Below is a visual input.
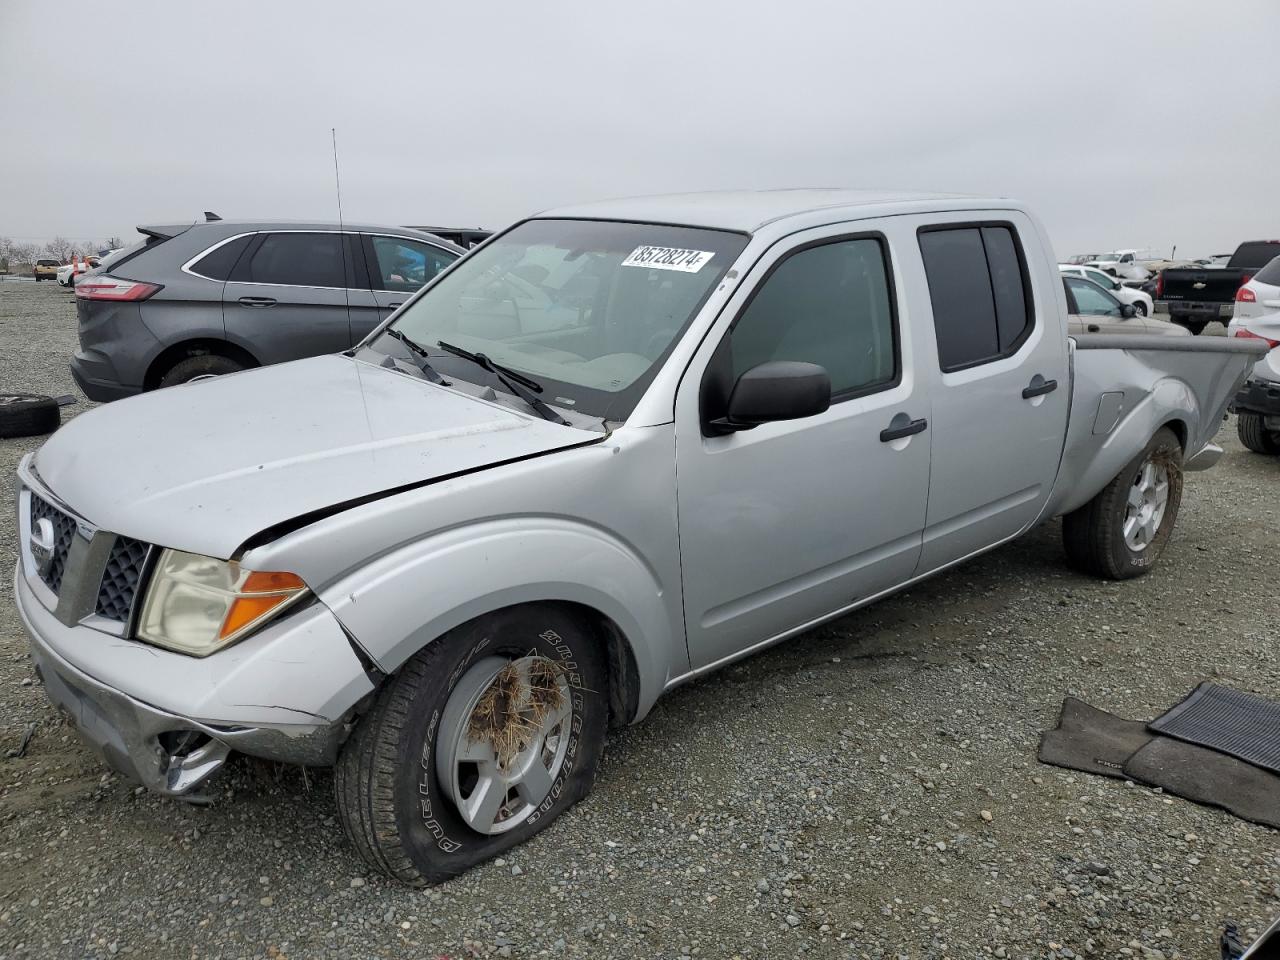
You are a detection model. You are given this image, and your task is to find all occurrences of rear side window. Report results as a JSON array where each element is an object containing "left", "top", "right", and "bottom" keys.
[
  {"left": 919, "top": 224, "right": 1034, "bottom": 372},
  {"left": 243, "top": 233, "right": 346, "bottom": 288},
  {"left": 1251, "top": 254, "right": 1280, "bottom": 286},
  {"left": 188, "top": 235, "right": 253, "bottom": 281},
  {"left": 1229, "top": 242, "right": 1280, "bottom": 270}
]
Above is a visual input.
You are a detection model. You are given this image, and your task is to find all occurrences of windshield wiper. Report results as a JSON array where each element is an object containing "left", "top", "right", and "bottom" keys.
[
  {"left": 383, "top": 329, "right": 449, "bottom": 385},
  {"left": 435, "top": 340, "right": 571, "bottom": 426}
]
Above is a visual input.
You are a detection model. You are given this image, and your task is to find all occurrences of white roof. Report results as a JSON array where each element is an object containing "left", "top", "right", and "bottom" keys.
[{"left": 537, "top": 188, "right": 1008, "bottom": 233}]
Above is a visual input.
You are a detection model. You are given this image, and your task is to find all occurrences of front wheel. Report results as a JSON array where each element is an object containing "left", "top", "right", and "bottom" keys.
[
  {"left": 1062, "top": 426, "right": 1183, "bottom": 579},
  {"left": 1133, "top": 301, "right": 1148, "bottom": 317},
  {"left": 1237, "top": 412, "right": 1280, "bottom": 455},
  {"left": 334, "top": 604, "right": 608, "bottom": 885}
]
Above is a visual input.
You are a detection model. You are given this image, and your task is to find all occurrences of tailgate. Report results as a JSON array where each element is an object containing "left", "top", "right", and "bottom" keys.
[
  {"left": 1161, "top": 268, "right": 1242, "bottom": 304},
  {"left": 1046, "top": 334, "right": 1266, "bottom": 519}
]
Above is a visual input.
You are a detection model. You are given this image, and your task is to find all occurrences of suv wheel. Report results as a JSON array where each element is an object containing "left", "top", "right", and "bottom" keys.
[
  {"left": 158, "top": 354, "right": 244, "bottom": 388},
  {"left": 1237, "top": 412, "right": 1280, "bottom": 455},
  {"left": 334, "top": 604, "right": 608, "bottom": 885},
  {"left": 1062, "top": 426, "right": 1183, "bottom": 579}
]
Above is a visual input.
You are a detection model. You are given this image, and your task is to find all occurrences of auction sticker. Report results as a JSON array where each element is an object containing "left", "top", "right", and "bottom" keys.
[{"left": 621, "top": 245, "right": 714, "bottom": 273}]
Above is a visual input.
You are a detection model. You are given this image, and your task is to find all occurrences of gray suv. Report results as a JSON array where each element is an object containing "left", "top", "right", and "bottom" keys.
[{"left": 70, "top": 220, "right": 463, "bottom": 400}]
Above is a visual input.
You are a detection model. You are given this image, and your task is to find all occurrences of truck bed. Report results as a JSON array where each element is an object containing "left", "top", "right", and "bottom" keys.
[{"left": 1045, "top": 334, "right": 1267, "bottom": 519}]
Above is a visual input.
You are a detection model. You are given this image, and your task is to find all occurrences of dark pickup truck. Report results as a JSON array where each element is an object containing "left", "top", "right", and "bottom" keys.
[{"left": 1157, "top": 240, "right": 1280, "bottom": 334}]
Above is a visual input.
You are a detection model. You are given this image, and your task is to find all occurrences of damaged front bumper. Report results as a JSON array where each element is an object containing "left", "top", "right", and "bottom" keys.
[{"left": 15, "top": 568, "right": 376, "bottom": 799}]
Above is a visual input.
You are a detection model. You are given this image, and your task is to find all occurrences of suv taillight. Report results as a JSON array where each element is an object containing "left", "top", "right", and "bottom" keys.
[
  {"left": 74, "top": 276, "right": 162, "bottom": 301},
  {"left": 1233, "top": 328, "right": 1280, "bottom": 349},
  {"left": 1155, "top": 272, "right": 1164, "bottom": 297},
  {"left": 1237, "top": 286, "right": 1257, "bottom": 303}
]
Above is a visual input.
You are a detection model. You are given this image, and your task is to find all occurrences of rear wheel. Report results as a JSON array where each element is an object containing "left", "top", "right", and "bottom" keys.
[
  {"left": 157, "top": 354, "right": 244, "bottom": 388},
  {"left": 1063, "top": 427, "right": 1183, "bottom": 579},
  {"left": 334, "top": 604, "right": 608, "bottom": 885},
  {"left": 1237, "top": 412, "right": 1280, "bottom": 455}
]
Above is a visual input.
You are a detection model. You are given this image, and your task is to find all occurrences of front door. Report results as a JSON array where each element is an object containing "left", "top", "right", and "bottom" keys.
[
  {"left": 675, "top": 225, "right": 932, "bottom": 672},
  {"left": 910, "top": 214, "right": 1070, "bottom": 572},
  {"left": 363, "top": 234, "right": 460, "bottom": 335}
]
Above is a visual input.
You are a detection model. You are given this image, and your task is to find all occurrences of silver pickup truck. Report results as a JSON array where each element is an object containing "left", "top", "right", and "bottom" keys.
[{"left": 14, "top": 190, "right": 1265, "bottom": 885}]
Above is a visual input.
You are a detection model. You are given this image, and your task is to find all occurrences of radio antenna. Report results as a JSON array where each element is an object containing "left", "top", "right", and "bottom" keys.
[{"left": 332, "top": 127, "right": 351, "bottom": 325}]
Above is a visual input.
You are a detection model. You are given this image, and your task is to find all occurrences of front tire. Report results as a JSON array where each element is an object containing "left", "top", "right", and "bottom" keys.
[
  {"left": 334, "top": 604, "right": 608, "bottom": 885},
  {"left": 1133, "top": 301, "right": 1148, "bottom": 317},
  {"left": 1237, "top": 412, "right": 1280, "bottom": 455},
  {"left": 1062, "top": 426, "right": 1183, "bottom": 580}
]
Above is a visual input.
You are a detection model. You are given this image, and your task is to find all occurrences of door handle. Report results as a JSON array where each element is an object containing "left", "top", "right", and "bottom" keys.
[
  {"left": 879, "top": 417, "right": 928, "bottom": 442},
  {"left": 1022, "top": 376, "right": 1059, "bottom": 399},
  {"left": 1087, "top": 323, "right": 1100, "bottom": 333},
  {"left": 238, "top": 296, "right": 277, "bottom": 307}
]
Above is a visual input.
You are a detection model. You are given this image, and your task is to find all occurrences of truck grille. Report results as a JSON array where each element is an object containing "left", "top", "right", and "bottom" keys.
[
  {"left": 95, "top": 536, "right": 150, "bottom": 623},
  {"left": 30, "top": 493, "right": 77, "bottom": 594}
]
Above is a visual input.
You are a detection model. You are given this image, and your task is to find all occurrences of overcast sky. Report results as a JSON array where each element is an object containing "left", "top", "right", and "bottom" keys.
[{"left": 2, "top": 0, "right": 1277, "bottom": 258}]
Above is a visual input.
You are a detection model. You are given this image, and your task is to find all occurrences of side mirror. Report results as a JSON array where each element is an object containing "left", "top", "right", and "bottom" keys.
[
  {"left": 710, "top": 361, "right": 831, "bottom": 434},
  {"left": 1120, "top": 303, "right": 1137, "bottom": 319}
]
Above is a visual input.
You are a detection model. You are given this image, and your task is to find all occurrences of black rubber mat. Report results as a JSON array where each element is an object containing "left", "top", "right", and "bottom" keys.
[
  {"left": 1149, "top": 682, "right": 1280, "bottom": 775},
  {"left": 1037, "top": 697, "right": 1153, "bottom": 779},
  {"left": 1124, "top": 737, "right": 1280, "bottom": 830}
]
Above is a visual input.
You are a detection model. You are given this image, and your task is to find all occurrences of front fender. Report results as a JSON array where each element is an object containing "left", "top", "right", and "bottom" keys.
[{"left": 318, "top": 516, "right": 680, "bottom": 722}]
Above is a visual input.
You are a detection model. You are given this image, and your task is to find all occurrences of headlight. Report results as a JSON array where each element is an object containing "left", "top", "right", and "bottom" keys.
[{"left": 137, "top": 549, "right": 308, "bottom": 657}]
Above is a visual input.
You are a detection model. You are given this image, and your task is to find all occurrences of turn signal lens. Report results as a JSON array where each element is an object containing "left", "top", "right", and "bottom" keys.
[{"left": 219, "top": 571, "right": 308, "bottom": 640}]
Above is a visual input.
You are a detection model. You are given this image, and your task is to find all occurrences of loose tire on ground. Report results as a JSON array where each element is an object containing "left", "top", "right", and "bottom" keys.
[
  {"left": 1062, "top": 426, "right": 1183, "bottom": 580},
  {"left": 0, "top": 393, "right": 61, "bottom": 439},
  {"left": 334, "top": 603, "right": 608, "bottom": 885},
  {"left": 157, "top": 354, "right": 245, "bottom": 388},
  {"left": 1237, "top": 412, "right": 1280, "bottom": 455}
]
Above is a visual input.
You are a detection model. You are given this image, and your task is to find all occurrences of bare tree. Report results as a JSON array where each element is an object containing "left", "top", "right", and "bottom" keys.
[
  {"left": 45, "top": 236, "right": 76, "bottom": 262},
  {"left": 105, "top": 236, "right": 123, "bottom": 249}
]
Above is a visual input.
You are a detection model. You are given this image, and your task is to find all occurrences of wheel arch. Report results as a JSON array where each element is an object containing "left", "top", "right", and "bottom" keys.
[{"left": 143, "top": 338, "right": 261, "bottom": 390}]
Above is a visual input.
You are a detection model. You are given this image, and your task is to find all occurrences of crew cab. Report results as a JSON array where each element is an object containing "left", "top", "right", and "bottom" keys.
[
  {"left": 15, "top": 190, "right": 1265, "bottom": 886},
  {"left": 1157, "top": 240, "right": 1280, "bottom": 335}
]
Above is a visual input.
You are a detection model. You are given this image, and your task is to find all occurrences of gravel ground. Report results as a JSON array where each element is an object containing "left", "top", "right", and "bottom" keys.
[{"left": 0, "top": 280, "right": 1277, "bottom": 960}]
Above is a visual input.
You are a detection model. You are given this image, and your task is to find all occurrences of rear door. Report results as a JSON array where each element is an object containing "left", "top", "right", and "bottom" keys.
[
  {"left": 363, "top": 234, "right": 459, "bottom": 331},
  {"left": 223, "top": 231, "right": 378, "bottom": 362},
  {"left": 909, "top": 213, "right": 1070, "bottom": 572}
]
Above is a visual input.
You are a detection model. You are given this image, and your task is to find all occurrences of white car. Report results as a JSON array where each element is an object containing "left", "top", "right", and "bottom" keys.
[
  {"left": 1059, "top": 264, "right": 1155, "bottom": 316},
  {"left": 1086, "top": 249, "right": 1157, "bottom": 281},
  {"left": 56, "top": 256, "right": 101, "bottom": 286},
  {"left": 1225, "top": 255, "right": 1280, "bottom": 454}
]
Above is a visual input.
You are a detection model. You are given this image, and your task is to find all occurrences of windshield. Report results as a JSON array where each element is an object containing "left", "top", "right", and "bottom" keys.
[{"left": 375, "top": 219, "right": 747, "bottom": 421}]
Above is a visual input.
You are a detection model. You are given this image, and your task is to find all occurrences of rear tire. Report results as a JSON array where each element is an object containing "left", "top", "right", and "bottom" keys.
[
  {"left": 1237, "top": 412, "right": 1280, "bottom": 455},
  {"left": 0, "top": 393, "right": 60, "bottom": 438},
  {"left": 157, "top": 354, "right": 244, "bottom": 388},
  {"left": 1063, "top": 426, "right": 1183, "bottom": 580},
  {"left": 334, "top": 604, "right": 608, "bottom": 885}
]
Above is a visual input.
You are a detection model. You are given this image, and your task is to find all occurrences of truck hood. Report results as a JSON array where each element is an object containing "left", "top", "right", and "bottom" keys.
[{"left": 34, "top": 355, "right": 599, "bottom": 559}]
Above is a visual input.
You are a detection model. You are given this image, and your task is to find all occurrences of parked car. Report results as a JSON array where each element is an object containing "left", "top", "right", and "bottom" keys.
[
  {"left": 16, "top": 190, "right": 1264, "bottom": 885},
  {"left": 1226, "top": 255, "right": 1280, "bottom": 454},
  {"left": 56, "top": 256, "right": 101, "bottom": 286},
  {"left": 1087, "top": 249, "right": 1158, "bottom": 281},
  {"left": 32, "top": 258, "right": 61, "bottom": 281},
  {"left": 70, "top": 220, "right": 464, "bottom": 400},
  {"left": 1157, "top": 240, "right": 1280, "bottom": 335},
  {"left": 1062, "top": 276, "right": 1186, "bottom": 337},
  {"left": 1060, "top": 264, "right": 1155, "bottom": 316}
]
